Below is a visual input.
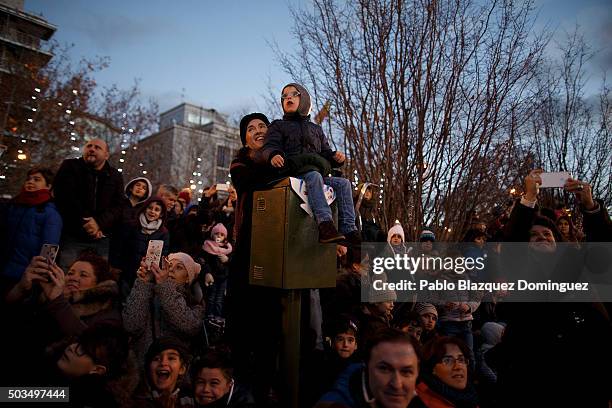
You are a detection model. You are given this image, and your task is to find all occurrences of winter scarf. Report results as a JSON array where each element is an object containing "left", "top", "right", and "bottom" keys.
[
  {"left": 204, "top": 223, "right": 233, "bottom": 256},
  {"left": 13, "top": 188, "right": 52, "bottom": 206},
  {"left": 139, "top": 213, "right": 162, "bottom": 235},
  {"left": 421, "top": 374, "right": 479, "bottom": 408},
  {"left": 203, "top": 240, "right": 233, "bottom": 256}
]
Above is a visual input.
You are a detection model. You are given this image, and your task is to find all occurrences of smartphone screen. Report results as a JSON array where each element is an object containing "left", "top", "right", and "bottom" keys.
[
  {"left": 540, "top": 172, "right": 571, "bottom": 188},
  {"left": 40, "top": 244, "right": 59, "bottom": 264}
]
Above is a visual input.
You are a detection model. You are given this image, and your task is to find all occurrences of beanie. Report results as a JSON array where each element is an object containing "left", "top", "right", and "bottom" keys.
[
  {"left": 211, "top": 223, "right": 228, "bottom": 238},
  {"left": 178, "top": 190, "right": 191, "bottom": 203},
  {"left": 420, "top": 229, "right": 436, "bottom": 242},
  {"left": 415, "top": 302, "right": 438, "bottom": 318},
  {"left": 168, "top": 252, "right": 201, "bottom": 283},
  {"left": 145, "top": 336, "right": 190, "bottom": 368},
  {"left": 387, "top": 223, "right": 405, "bottom": 244},
  {"left": 239, "top": 113, "right": 270, "bottom": 146}
]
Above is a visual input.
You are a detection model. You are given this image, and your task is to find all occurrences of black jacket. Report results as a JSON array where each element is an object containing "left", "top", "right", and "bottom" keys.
[
  {"left": 490, "top": 197, "right": 612, "bottom": 407},
  {"left": 53, "top": 158, "right": 125, "bottom": 240},
  {"left": 260, "top": 116, "right": 341, "bottom": 167}
]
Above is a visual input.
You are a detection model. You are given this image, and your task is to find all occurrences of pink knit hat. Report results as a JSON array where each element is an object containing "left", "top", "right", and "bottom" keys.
[
  {"left": 168, "top": 252, "right": 201, "bottom": 283},
  {"left": 212, "top": 223, "right": 228, "bottom": 237}
]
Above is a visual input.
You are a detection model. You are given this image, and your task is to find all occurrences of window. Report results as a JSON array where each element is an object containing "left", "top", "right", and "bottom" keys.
[
  {"left": 187, "top": 113, "right": 200, "bottom": 124},
  {"left": 187, "top": 112, "right": 212, "bottom": 126},
  {"left": 216, "top": 145, "right": 231, "bottom": 168}
]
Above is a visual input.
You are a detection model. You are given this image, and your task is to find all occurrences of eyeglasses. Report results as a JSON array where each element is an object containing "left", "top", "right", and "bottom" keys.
[
  {"left": 281, "top": 91, "right": 301, "bottom": 100},
  {"left": 440, "top": 355, "right": 468, "bottom": 366}
]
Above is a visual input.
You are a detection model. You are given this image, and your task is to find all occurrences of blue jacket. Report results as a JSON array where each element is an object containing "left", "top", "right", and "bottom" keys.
[{"left": 1, "top": 201, "right": 62, "bottom": 280}]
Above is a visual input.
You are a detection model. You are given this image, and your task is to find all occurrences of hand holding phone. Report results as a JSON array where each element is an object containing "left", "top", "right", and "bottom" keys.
[
  {"left": 21, "top": 256, "right": 52, "bottom": 291},
  {"left": 40, "top": 244, "right": 59, "bottom": 265}
]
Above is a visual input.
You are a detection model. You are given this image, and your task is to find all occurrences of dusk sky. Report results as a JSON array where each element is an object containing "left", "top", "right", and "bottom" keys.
[{"left": 26, "top": 0, "right": 612, "bottom": 120}]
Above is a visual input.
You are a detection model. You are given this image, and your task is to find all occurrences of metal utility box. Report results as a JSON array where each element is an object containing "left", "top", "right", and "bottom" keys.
[{"left": 249, "top": 178, "right": 337, "bottom": 289}]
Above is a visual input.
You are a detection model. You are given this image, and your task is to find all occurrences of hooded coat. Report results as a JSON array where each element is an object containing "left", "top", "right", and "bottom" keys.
[
  {"left": 110, "top": 177, "right": 154, "bottom": 269},
  {"left": 123, "top": 177, "right": 153, "bottom": 222},
  {"left": 259, "top": 83, "right": 342, "bottom": 168},
  {"left": 119, "top": 197, "right": 170, "bottom": 288}
]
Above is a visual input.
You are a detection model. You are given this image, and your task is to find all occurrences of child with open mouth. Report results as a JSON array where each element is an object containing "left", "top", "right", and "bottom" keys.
[{"left": 133, "top": 336, "right": 194, "bottom": 407}]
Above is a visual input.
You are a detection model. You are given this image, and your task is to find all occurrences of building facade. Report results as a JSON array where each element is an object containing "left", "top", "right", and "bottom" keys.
[
  {"left": 0, "top": 0, "right": 55, "bottom": 197},
  {"left": 112, "top": 103, "right": 242, "bottom": 198}
]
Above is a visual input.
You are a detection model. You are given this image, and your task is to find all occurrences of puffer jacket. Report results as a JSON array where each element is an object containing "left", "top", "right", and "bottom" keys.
[
  {"left": 260, "top": 116, "right": 339, "bottom": 166},
  {"left": 1, "top": 201, "right": 62, "bottom": 280}
]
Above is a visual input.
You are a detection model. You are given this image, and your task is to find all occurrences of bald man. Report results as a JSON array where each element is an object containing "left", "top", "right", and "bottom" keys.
[{"left": 53, "top": 138, "right": 125, "bottom": 268}]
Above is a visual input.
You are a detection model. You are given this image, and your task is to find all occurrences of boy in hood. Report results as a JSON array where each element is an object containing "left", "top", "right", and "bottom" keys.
[
  {"left": 260, "top": 83, "right": 360, "bottom": 250},
  {"left": 125, "top": 177, "right": 153, "bottom": 208}
]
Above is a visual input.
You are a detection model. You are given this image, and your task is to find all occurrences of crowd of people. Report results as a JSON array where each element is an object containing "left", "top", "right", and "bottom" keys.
[{"left": 0, "top": 82, "right": 611, "bottom": 408}]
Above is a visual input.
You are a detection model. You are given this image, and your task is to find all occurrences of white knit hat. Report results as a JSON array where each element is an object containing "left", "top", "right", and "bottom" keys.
[{"left": 387, "top": 223, "right": 405, "bottom": 244}]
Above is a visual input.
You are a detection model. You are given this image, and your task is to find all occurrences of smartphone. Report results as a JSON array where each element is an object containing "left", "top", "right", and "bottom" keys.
[
  {"left": 145, "top": 240, "right": 164, "bottom": 269},
  {"left": 216, "top": 183, "right": 229, "bottom": 192},
  {"left": 540, "top": 172, "right": 571, "bottom": 188},
  {"left": 40, "top": 244, "right": 59, "bottom": 264}
]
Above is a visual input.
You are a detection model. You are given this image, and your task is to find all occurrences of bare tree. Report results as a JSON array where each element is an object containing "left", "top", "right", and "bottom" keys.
[
  {"left": 526, "top": 29, "right": 611, "bottom": 209},
  {"left": 0, "top": 42, "right": 158, "bottom": 196},
  {"left": 274, "top": 0, "right": 549, "bottom": 239}
]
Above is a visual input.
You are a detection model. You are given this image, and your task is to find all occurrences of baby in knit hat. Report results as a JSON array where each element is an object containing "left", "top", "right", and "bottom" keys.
[{"left": 201, "top": 223, "right": 233, "bottom": 318}]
